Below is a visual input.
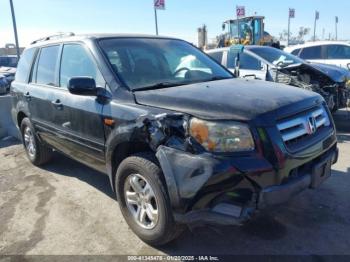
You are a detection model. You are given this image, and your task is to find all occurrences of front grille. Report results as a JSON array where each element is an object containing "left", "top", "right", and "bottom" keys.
[{"left": 277, "top": 106, "right": 331, "bottom": 149}]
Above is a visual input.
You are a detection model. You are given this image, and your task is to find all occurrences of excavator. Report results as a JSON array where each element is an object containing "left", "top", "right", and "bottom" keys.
[{"left": 217, "top": 16, "right": 280, "bottom": 48}]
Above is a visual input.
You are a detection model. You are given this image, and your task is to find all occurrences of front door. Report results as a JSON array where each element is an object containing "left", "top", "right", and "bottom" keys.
[{"left": 51, "top": 43, "right": 107, "bottom": 172}]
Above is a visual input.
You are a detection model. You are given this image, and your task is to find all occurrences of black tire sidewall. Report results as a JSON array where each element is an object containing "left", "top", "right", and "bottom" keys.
[
  {"left": 116, "top": 156, "right": 174, "bottom": 243},
  {"left": 20, "top": 118, "right": 39, "bottom": 163}
]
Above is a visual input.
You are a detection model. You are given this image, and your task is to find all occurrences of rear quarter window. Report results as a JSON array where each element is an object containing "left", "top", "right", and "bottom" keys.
[
  {"left": 15, "top": 48, "right": 36, "bottom": 83},
  {"left": 208, "top": 52, "right": 223, "bottom": 64},
  {"left": 291, "top": 48, "right": 301, "bottom": 56}
]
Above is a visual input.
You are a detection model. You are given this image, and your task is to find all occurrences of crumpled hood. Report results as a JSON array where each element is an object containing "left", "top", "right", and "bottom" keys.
[
  {"left": 309, "top": 63, "right": 350, "bottom": 83},
  {"left": 134, "top": 78, "right": 320, "bottom": 121}
]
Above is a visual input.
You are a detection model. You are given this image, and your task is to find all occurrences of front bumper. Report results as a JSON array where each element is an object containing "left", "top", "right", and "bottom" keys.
[
  {"left": 259, "top": 146, "right": 338, "bottom": 208},
  {"left": 156, "top": 130, "right": 338, "bottom": 225}
]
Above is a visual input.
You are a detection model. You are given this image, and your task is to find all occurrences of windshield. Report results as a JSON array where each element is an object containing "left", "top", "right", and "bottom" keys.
[
  {"left": 99, "top": 38, "right": 233, "bottom": 90},
  {"left": 249, "top": 47, "right": 304, "bottom": 67}
]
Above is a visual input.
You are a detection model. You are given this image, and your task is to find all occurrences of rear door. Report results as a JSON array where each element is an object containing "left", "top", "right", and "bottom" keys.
[
  {"left": 51, "top": 43, "right": 107, "bottom": 172},
  {"left": 27, "top": 44, "right": 62, "bottom": 144},
  {"left": 298, "top": 45, "right": 324, "bottom": 64}
]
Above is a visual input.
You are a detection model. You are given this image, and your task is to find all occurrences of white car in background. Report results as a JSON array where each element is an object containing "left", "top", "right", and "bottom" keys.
[{"left": 284, "top": 41, "right": 350, "bottom": 70}]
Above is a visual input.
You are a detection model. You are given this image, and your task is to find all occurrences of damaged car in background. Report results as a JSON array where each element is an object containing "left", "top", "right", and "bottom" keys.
[
  {"left": 0, "top": 74, "right": 10, "bottom": 94},
  {"left": 0, "top": 67, "right": 16, "bottom": 94},
  {"left": 12, "top": 34, "right": 338, "bottom": 246},
  {"left": 207, "top": 46, "right": 350, "bottom": 112}
]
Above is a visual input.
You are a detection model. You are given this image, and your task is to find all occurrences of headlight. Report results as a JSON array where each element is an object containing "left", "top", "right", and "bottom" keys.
[
  {"left": 346, "top": 80, "right": 350, "bottom": 89},
  {"left": 189, "top": 118, "right": 255, "bottom": 153}
]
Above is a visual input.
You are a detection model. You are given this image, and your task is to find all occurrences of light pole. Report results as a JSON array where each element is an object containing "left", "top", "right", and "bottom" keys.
[
  {"left": 335, "top": 16, "right": 338, "bottom": 40},
  {"left": 154, "top": 7, "right": 158, "bottom": 35},
  {"left": 9, "top": 0, "right": 20, "bottom": 59},
  {"left": 313, "top": 11, "right": 319, "bottom": 41},
  {"left": 287, "top": 9, "right": 295, "bottom": 46}
]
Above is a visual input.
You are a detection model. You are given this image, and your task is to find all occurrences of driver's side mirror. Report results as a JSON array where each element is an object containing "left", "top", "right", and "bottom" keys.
[
  {"left": 68, "top": 77, "right": 97, "bottom": 96},
  {"left": 347, "top": 63, "right": 350, "bottom": 70}
]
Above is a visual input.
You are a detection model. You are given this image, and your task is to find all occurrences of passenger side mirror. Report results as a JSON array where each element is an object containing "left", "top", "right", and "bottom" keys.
[{"left": 67, "top": 77, "right": 97, "bottom": 96}]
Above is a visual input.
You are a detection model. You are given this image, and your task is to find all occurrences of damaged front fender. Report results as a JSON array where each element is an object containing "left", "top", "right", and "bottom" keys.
[{"left": 156, "top": 145, "right": 218, "bottom": 208}]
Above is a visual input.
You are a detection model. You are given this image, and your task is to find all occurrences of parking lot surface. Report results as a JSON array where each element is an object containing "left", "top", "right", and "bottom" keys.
[{"left": 0, "top": 110, "right": 349, "bottom": 255}]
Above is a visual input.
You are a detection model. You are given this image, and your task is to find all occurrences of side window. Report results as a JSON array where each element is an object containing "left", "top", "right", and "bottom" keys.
[
  {"left": 15, "top": 48, "right": 36, "bottom": 83},
  {"left": 59, "top": 44, "right": 105, "bottom": 88},
  {"left": 227, "top": 52, "right": 261, "bottom": 70},
  {"left": 326, "top": 45, "right": 350, "bottom": 59},
  {"left": 239, "top": 53, "right": 262, "bottom": 70},
  {"left": 299, "top": 46, "right": 322, "bottom": 59},
  {"left": 36, "top": 45, "right": 60, "bottom": 86},
  {"left": 291, "top": 48, "right": 301, "bottom": 56},
  {"left": 208, "top": 52, "right": 223, "bottom": 64}
]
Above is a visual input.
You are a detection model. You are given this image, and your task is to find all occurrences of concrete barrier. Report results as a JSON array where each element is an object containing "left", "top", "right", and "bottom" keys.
[{"left": 0, "top": 95, "right": 20, "bottom": 140}]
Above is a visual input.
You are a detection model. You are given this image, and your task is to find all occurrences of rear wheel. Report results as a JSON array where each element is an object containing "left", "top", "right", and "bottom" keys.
[
  {"left": 115, "top": 153, "right": 184, "bottom": 246},
  {"left": 20, "top": 117, "right": 53, "bottom": 166}
]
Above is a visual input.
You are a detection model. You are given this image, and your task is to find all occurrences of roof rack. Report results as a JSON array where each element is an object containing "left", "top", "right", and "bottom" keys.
[{"left": 30, "top": 32, "right": 75, "bottom": 45}]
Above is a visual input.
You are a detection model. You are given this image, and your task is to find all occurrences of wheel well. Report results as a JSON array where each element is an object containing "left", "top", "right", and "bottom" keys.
[
  {"left": 17, "top": 112, "right": 27, "bottom": 128},
  {"left": 111, "top": 141, "right": 153, "bottom": 191}
]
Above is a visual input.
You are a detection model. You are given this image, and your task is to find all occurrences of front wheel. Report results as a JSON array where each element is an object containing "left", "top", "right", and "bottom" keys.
[{"left": 115, "top": 153, "right": 184, "bottom": 246}]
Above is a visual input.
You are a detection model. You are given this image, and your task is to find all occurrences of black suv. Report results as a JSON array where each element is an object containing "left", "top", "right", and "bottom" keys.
[{"left": 11, "top": 34, "right": 338, "bottom": 245}]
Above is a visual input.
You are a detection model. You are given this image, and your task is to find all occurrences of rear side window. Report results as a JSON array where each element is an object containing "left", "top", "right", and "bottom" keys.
[
  {"left": 36, "top": 45, "right": 60, "bottom": 86},
  {"left": 326, "top": 45, "right": 350, "bottom": 59},
  {"left": 208, "top": 52, "right": 223, "bottom": 64},
  {"left": 15, "top": 48, "right": 36, "bottom": 83},
  {"left": 291, "top": 48, "right": 301, "bottom": 56},
  {"left": 299, "top": 46, "right": 322, "bottom": 59},
  {"left": 59, "top": 44, "right": 105, "bottom": 88}
]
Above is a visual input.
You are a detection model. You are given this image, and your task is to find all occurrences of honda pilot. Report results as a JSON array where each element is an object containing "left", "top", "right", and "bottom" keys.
[{"left": 11, "top": 34, "right": 338, "bottom": 245}]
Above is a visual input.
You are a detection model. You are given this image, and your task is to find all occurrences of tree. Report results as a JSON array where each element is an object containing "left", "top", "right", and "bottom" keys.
[{"left": 297, "top": 27, "right": 310, "bottom": 41}]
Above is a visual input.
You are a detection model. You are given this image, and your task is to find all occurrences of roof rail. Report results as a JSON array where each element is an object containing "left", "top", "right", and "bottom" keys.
[{"left": 30, "top": 32, "right": 75, "bottom": 45}]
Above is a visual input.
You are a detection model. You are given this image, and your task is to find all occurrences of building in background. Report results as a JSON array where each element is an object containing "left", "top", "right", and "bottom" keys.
[
  {"left": 0, "top": 44, "right": 24, "bottom": 56},
  {"left": 197, "top": 25, "right": 207, "bottom": 49}
]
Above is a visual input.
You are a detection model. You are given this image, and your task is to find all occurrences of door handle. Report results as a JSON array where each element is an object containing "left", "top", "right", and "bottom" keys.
[{"left": 51, "top": 99, "right": 63, "bottom": 109}]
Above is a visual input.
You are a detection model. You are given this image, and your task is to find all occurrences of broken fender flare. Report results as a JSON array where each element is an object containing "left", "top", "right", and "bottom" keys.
[{"left": 156, "top": 145, "right": 218, "bottom": 208}]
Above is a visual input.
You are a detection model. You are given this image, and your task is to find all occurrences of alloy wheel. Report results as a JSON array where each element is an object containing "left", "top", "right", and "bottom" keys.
[
  {"left": 24, "top": 127, "right": 36, "bottom": 158},
  {"left": 124, "top": 173, "right": 159, "bottom": 229}
]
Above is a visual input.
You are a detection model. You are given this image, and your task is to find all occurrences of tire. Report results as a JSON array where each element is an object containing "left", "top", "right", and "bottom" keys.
[
  {"left": 20, "top": 117, "right": 53, "bottom": 166},
  {"left": 115, "top": 153, "right": 184, "bottom": 246}
]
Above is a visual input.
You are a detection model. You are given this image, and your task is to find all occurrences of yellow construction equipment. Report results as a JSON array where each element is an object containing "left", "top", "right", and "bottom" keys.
[{"left": 218, "top": 16, "right": 279, "bottom": 48}]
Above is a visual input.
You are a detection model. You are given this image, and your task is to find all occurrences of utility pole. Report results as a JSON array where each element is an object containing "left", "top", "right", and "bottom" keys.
[
  {"left": 9, "top": 0, "right": 20, "bottom": 59},
  {"left": 313, "top": 11, "right": 319, "bottom": 41}
]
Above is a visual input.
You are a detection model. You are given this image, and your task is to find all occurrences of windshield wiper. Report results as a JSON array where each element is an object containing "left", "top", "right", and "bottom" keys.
[
  {"left": 133, "top": 82, "right": 186, "bottom": 92},
  {"left": 133, "top": 77, "right": 232, "bottom": 92}
]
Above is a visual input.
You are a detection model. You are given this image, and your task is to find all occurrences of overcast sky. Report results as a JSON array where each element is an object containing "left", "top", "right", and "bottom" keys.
[{"left": 0, "top": 0, "right": 349, "bottom": 47}]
